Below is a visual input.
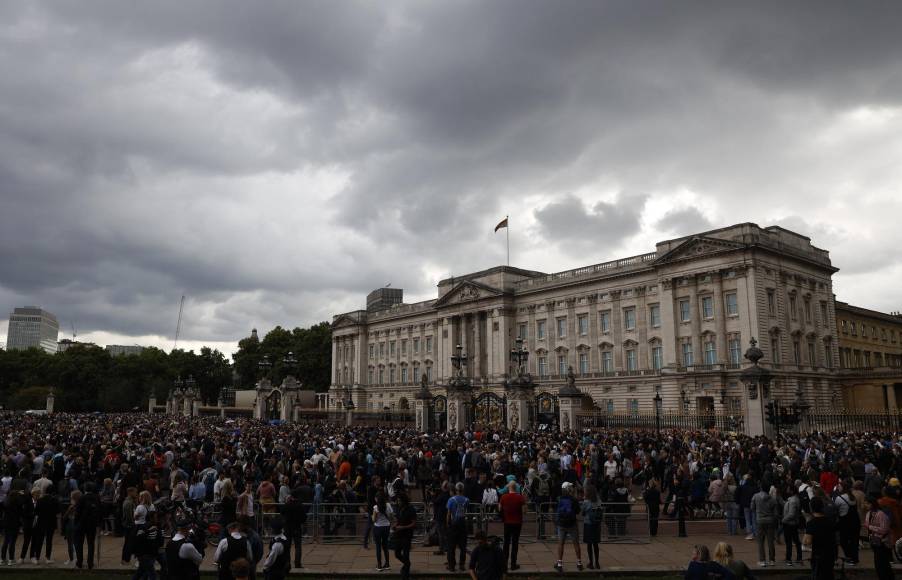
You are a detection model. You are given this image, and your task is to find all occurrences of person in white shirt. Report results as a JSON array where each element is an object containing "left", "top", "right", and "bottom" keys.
[{"left": 603, "top": 454, "right": 619, "bottom": 481}]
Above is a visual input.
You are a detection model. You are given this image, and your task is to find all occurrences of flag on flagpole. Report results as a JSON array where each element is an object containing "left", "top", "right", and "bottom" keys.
[{"left": 494, "top": 217, "right": 508, "bottom": 232}]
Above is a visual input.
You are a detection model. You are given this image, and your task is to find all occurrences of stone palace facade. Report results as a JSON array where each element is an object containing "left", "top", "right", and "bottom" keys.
[{"left": 329, "top": 222, "right": 896, "bottom": 432}]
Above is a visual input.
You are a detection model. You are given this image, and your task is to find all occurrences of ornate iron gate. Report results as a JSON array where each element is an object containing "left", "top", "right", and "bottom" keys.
[
  {"left": 473, "top": 392, "right": 506, "bottom": 427},
  {"left": 432, "top": 395, "right": 447, "bottom": 432},
  {"left": 536, "top": 392, "right": 558, "bottom": 428}
]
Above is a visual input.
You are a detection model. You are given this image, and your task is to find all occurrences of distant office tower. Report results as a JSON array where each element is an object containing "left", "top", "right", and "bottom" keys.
[{"left": 6, "top": 307, "right": 59, "bottom": 353}]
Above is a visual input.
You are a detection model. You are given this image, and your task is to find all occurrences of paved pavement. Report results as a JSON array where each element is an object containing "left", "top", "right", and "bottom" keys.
[{"left": 5, "top": 520, "right": 891, "bottom": 575}]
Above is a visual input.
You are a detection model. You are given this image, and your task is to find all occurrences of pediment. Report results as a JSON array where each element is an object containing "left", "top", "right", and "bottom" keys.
[
  {"left": 655, "top": 236, "right": 746, "bottom": 264},
  {"left": 332, "top": 314, "right": 362, "bottom": 329},
  {"left": 434, "top": 280, "right": 504, "bottom": 307}
]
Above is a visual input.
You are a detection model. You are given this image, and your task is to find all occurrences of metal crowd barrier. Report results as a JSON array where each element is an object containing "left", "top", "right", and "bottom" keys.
[{"left": 215, "top": 499, "right": 650, "bottom": 545}]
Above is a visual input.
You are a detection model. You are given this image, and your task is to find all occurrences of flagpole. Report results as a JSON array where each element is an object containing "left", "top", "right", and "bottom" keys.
[{"left": 506, "top": 215, "right": 510, "bottom": 266}]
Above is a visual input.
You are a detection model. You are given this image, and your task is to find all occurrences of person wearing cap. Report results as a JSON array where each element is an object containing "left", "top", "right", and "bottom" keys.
[
  {"left": 165, "top": 518, "right": 204, "bottom": 580},
  {"left": 214, "top": 522, "right": 253, "bottom": 580},
  {"left": 261, "top": 516, "right": 290, "bottom": 580},
  {"left": 554, "top": 481, "right": 582, "bottom": 573}
]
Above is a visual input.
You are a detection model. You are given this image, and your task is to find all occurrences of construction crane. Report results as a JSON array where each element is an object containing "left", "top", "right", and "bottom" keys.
[{"left": 173, "top": 295, "right": 185, "bottom": 350}]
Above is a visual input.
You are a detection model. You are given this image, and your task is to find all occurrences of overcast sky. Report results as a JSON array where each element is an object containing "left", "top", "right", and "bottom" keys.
[{"left": 2, "top": 2, "right": 902, "bottom": 356}]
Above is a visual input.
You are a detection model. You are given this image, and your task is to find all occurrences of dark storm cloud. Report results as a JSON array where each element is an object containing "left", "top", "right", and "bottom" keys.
[{"left": 2, "top": 1, "right": 902, "bottom": 346}]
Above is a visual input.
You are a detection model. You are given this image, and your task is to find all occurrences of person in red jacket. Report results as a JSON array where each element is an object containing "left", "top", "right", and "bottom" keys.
[{"left": 819, "top": 467, "right": 838, "bottom": 496}]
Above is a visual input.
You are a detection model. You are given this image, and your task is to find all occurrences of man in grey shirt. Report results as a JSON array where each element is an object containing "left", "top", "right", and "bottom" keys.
[{"left": 751, "top": 484, "right": 779, "bottom": 567}]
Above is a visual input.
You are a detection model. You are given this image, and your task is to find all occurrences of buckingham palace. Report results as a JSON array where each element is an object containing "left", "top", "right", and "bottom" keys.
[{"left": 329, "top": 222, "right": 902, "bottom": 435}]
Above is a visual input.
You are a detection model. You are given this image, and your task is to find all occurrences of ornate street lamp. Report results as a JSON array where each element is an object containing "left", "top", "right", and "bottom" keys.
[
  {"left": 509, "top": 337, "right": 529, "bottom": 376},
  {"left": 451, "top": 344, "right": 468, "bottom": 379},
  {"left": 258, "top": 355, "right": 272, "bottom": 379},
  {"left": 740, "top": 338, "right": 771, "bottom": 400}
]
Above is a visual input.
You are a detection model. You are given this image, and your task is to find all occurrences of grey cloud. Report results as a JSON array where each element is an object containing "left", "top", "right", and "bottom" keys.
[
  {"left": 2, "top": 1, "right": 902, "bottom": 345},
  {"left": 533, "top": 195, "right": 646, "bottom": 248},
  {"left": 656, "top": 209, "right": 713, "bottom": 237}
]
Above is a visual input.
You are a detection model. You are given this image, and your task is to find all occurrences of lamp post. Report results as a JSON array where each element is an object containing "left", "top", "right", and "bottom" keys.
[
  {"left": 740, "top": 338, "right": 773, "bottom": 437},
  {"left": 258, "top": 355, "right": 273, "bottom": 380},
  {"left": 283, "top": 351, "right": 298, "bottom": 377},
  {"left": 509, "top": 337, "right": 529, "bottom": 377},
  {"left": 450, "top": 344, "right": 469, "bottom": 381},
  {"left": 653, "top": 391, "right": 662, "bottom": 435}
]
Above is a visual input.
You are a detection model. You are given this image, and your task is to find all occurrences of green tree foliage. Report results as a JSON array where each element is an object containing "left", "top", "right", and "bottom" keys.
[
  {"left": 0, "top": 321, "right": 332, "bottom": 411},
  {"left": 231, "top": 322, "right": 332, "bottom": 391}
]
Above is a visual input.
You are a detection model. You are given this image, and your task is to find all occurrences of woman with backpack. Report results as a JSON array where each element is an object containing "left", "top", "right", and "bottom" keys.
[
  {"left": 554, "top": 481, "right": 582, "bottom": 573},
  {"left": 581, "top": 483, "right": 604, "bottom": 570}
]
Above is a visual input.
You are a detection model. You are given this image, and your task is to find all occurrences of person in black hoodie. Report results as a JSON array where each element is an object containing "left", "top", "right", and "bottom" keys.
[
  {"left": 75, "top": 481, "right": 102, "bottom": 569},
  {"left": 31, "top": 489, "right": 60, "bottom": 563},
  {"left": 1, "top": 487, "right": 24, "bottom": 564},
  {"left": 18, "top": 489, "right": 37, "bottom": 563},
  {"left": 643, "top": 478, "right": 662, "bottom": 537}
]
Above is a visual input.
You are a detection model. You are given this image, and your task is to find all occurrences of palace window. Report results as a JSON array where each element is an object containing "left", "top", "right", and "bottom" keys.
[
  {"left": 426, "top": 366, "right": 433, "bottom": 383},
  {"left": 401, "top": 340, "right": 407, "bottom": 356},
  {"left": 536, "top": 320, "right": 546, "bottom": 339},
  {"left": 413, "top": 338, "right": 420, "bottom": 354},
  {"left": 606, "top": 399, "right": 615, "bottom": 414},
  {"left": 624, "top": 308, "right": 636, "bottom": 330},
  {"left": 725, "top": 293, "right": 738, "bottom": 316},
  {"left": 767, "top": 290, "right": 776, "bottom": 316},
  {"left": 369, "top": 344, "right": 375, "bottom": 359},
  {"left": 679, "top": 299, "right": 691, "bottom": 322},
  {"left": 558, "top": 355, "right": 567, "bottom": 376},
  {"left": 389, "top": 341, "right": 396, "bottom": 356},
  {"left": 601, "top": 351, "right": 613, "bottom": 373},
  {"left": 626, "top": 349, "right": 637, "bottom": 371},
  {"left": 649, "top": 304, "right": 661, "bottom": 327},
  {"left": 850, "top": 322, "right": 857, "bottom": 336},
  {"left": 378, "top": 369, "right": 385, "bottom": 384},
  {"left": 368, "top": 369, "right": 374, "bottom": 384},
  {"left": 425, "top": 336, "right": 433, "bottom": 352},
  {"left": 804, "top": 298, "right": 812, "bottom": 323},
  {"left": 401, "top": 367, "right": 408, "bottom": 383},
  {"left": 628, "top": 399, "right": 639, "bottom": 415},
  {"left": 557, "top": 318, "right": 567, "bottom": 338},
  {"left": 379, "top": 342, "right": 385, "bottom": 357},
  {"left": 789, "top": 295, "right": 798, "bottom": 321},
  {"left": 824, "top": 341, "right": 833, "bottom": 369},
  {"left": 792, "top": 339, "right": 801, "bottom": 365},
  {"left": 412, "top": 364, "right": 420, "bottom": 382},
  {"left": 728, "top": 337, "right": 742, "bottom": 364},
  {"left": 701, "top": 296, "right": 714, "bottom": 319},
  {"left": 820, "top": 302, "right": 828, "bottom": 327},
  {"left": 808, "top": 341, "right": 817, "bottom": 367},
  {"left": 704, "top": 339, "right": 716, "bottom": 365},
  {"left": 599, "top": 311, "right": 611, "bottom": 333},
  {"left": 578, "top": 315, "right": 589, "bottom": 336},
  {"left": 652, "top": 345, "right": 663, "bottom": 370},
  {"left": 579, "top": 352, "right": 589, "bottom": 374},
  {"left": 682, "top": 342, "right": 694, "bottom": 367},
  {"left": 538, "top": 356, "right": 548, "bottom": 377},
  {"left": 518, "top": 323, "right": 527, "bottom": 340},
  {"left": 389, "top": 367, "right": 396, "bottom": 384},
  {"left": 771, "top": 336, "right": 780, "bottom": 363}
]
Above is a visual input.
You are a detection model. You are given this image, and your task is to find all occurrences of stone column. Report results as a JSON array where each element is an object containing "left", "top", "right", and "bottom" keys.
[
  {"left": 473, "top": 312, "right": 483, "bottom": 383},
  {"left": 446, "top": 390, "right": 470, "bottom": 432},
  {"left": 713, "top": 272, "right": 728, "bottom": 363},
  {"left": 506, "top": 385, "right": 535, "bottom": 431},
  {"left": 558, "top": 393, "right": 579, "bottom": 432},
  {"left": 148, "top": 395, "right": 156, "bottom": 414},
  {"left": 46, "top": 390, "right": 55, "bottom": 414}
]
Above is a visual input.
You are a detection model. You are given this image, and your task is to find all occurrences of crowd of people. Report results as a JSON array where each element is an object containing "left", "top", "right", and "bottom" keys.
[{"left": 1, "top": 411, "right": 901, "bottom": 580}]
